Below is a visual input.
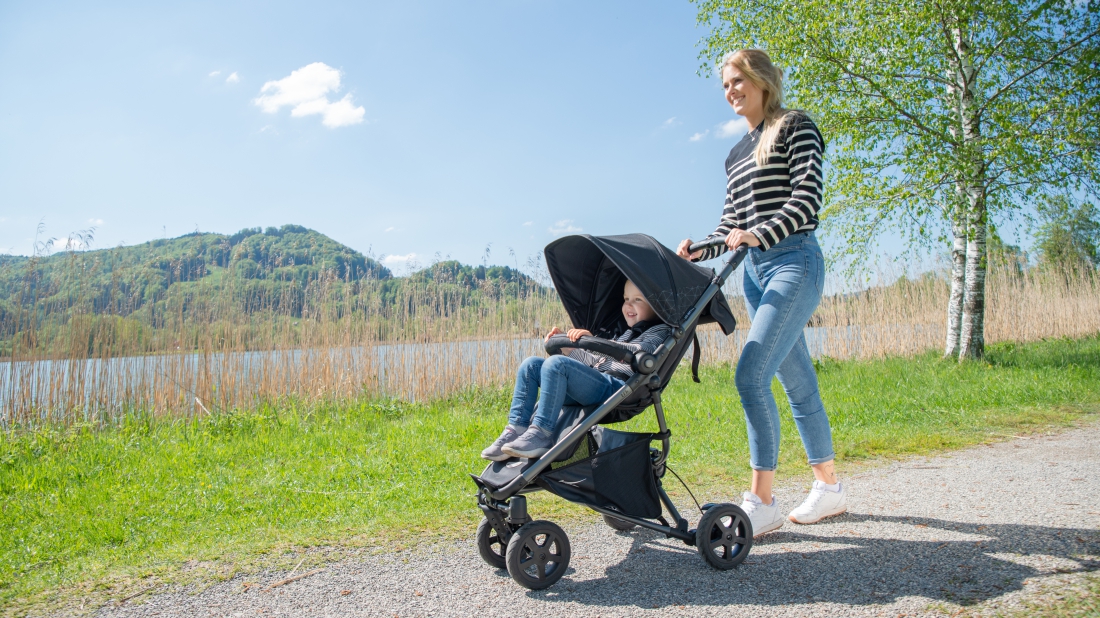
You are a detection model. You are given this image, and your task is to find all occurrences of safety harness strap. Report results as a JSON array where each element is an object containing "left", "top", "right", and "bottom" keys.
[{"left": 691, "top": 332, "right": 701, "bottom": 383}]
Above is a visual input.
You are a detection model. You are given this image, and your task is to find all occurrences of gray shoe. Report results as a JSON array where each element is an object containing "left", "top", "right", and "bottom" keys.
[
  {"left": 501, "top": 425, "right": 554, "bottom": 459},
  {"left": 481, "top": 425, "right": 526, "bottom": 461}
]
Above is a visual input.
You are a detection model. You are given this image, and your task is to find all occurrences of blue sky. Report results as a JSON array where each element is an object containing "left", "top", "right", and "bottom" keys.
[
  {"left": 0, "top": 0, "right": 762, "bottom": 272},
  {"left": 6, "top": 0, "right": 1034, "bottom": 279}
]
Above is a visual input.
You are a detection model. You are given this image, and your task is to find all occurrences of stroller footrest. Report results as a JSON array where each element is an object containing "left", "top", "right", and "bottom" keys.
[{"left": 474, "top": 458, "right": 538, "bottom": 490}]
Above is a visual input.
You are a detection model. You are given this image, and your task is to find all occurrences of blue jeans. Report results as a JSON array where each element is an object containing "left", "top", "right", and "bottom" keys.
[
  {"left": 508, "top": 355, "right": 625, "bottom": 432},
  {"left": 737, "top": 231, "right": 835, "bottom": 471}
]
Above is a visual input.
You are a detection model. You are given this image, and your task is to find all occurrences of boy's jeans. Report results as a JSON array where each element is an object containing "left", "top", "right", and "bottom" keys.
[
  {"left": 737, "top": 231, "right": 835, "bottom": 471},
  {"left": 509, "top": 355, "right": 625, "bottom": 432}
]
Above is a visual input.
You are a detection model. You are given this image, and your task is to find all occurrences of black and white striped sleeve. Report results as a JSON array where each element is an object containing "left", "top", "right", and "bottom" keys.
[
  {"left": 600, "top": 324, "right": 672, "bottom": 377},
  {"left": 750, "top": 117, "right": 824, "bottom": 250},
  {"left": 564, "top": 325, "right": 672, "bottom": 378},
  {"left": 567, "top": 347, "right": 600, "bottom": 366},
  {"left": 617, "top": 325, "right": 671, "bottom": 355}
]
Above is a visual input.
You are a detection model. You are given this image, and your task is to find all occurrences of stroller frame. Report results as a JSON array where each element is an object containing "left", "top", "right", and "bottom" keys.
[{"left": 471, "top": 237, "right": 750, "bottom": 589}]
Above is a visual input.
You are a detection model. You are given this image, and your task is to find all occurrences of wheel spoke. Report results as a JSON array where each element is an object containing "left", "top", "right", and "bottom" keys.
[
  {"left": 730, "top": 515, "right": 745, "bottom": 534},
  {"left": 506, "top": 521, "right": 570, "bottom": 589}
]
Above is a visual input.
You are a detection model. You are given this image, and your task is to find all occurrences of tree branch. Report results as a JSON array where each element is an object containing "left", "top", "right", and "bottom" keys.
[
  {"left": 816, "top": 52, "right": 953, "bottom": 144},
  {"left": 978, "top": 25, "right": 1100, "bottom": 115}
]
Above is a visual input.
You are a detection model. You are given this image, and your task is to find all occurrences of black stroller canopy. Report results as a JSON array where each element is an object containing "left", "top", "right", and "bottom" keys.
[{"left": 544, "top": 233, "right": 736, "bottom": 337}]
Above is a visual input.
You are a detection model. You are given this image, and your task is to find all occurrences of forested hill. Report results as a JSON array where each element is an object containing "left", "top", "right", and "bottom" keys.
[{"left": 0, "top": 224, "right": 541, "bottom": 327}]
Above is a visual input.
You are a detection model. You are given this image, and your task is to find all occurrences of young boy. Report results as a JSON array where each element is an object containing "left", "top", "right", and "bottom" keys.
[{"left": 482, "top": 279, "right": 672, "bottom": 460}]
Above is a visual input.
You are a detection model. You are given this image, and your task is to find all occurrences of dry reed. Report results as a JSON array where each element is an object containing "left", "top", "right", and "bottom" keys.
[
  {"left": 700, "top": 262, "right": 1100, "bottom": 364},
  {"left": 2, "top": 255, "right": 1097, "bottom": 427}
]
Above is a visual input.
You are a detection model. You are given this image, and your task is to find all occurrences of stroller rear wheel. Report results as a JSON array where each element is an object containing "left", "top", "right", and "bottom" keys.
[
  {"left": 476, "top": 517, "right": 509, "bottom": 569},
  {"left": 695, "top": 503, "right": 752, "bottom": 570},
  {"left": 505, "top": 520, "right": 571, "bottom": 590},
  {"left": 602, "top": 513, "right": 637, "bottom": 531}
]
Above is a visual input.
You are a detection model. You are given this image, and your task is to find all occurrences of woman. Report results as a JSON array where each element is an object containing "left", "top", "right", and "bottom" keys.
[{"left": 677, "top": 49, "right": 845, "bottom": 536}]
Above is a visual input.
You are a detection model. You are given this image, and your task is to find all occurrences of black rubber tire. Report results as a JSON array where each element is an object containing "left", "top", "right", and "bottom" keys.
[
  {"left": 505, "top": 520, "right": 571, "bottom": 590},
  {"left": 602, "top": 513, "right": 637, "bottom": 531},
  {"left": 476, "top": 518, "right": 508, "bottom": 569},
  {"left": 695, "top": 503, "right": 753, "bottom": 570}
]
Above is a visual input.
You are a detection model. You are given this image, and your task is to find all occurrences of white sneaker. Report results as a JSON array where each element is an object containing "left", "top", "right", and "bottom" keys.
[
  {"left": 788, "top": 480, "right": 848, "bottom": 524},
  {"left": 741, "top": 491, "right": 784, "bottom": 537}
]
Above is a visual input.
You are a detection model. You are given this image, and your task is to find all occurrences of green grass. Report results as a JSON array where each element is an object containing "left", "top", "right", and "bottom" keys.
[
  {"left": 2, "top": 334, "right": 1099, "bottom": 612},
  {"left": 1012, "top": 573, "right": 1100, "bottom": 617},
  {"left": 951, "top": 572, "right": 1100, "bottom": 617}
]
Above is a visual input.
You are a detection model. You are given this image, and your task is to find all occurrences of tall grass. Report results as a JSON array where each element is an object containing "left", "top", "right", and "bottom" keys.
[
  {"left": 702, "top": 262, "right": 1100, "bottom": 363},
  {"left": 0, "top": 250, "right": 567, "bottom": 426},
  {"left": 2, "top": 248, "right": 1098, "bottom": 427}
]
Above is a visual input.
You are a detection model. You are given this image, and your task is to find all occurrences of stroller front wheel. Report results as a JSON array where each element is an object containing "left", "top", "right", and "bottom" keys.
[
  {"left": 476, "top": 517, "right": 509, "bottom": 569},
  {"left": 695, "top": 503, "right": 753, "bottom": 570},
  {"left": 505, "top": 520, "right": 571, "bottom": 590}
]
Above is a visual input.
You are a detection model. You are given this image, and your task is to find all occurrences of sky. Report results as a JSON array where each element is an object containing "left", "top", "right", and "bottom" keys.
[{"left": 0, "top": 0, "right": 1027, "bottom": 278}]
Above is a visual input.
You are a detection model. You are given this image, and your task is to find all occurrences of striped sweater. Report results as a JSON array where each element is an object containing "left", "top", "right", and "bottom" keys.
[
  {"left": 697, "top": 111, "right": 824, "bottom": 260},
  {"left": 567, "top": 323, "right": 672, "bottom": 380}
]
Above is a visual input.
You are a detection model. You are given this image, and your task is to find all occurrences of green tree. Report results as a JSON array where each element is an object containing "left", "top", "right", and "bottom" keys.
[
  {"left": 986, "top": 230, "right": 1028, "bottom": 276},
  {"left": 694, "top": 0, "right": 1100, "bottom": 359},
  {"left": 1035, "top": 196, "right": 1100, "bottom": 270}
]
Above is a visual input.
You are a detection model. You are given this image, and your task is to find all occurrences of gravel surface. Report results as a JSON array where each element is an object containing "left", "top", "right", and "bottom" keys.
[{"left": 96, "top": 425, "right": 1100, "bottom": 617}]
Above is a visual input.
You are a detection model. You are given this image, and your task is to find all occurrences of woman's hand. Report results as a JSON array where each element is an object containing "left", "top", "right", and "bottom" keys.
[
  {"left": 677, "top": 239, "right": 703, "bottom": 261},
  {"left": 725, "top": 229, "right": 761, "bottom": 251},
  {"left": 544, "top": 326, "right": 564, "bottom": 342},
  {"left": 567, "top": 328, "right": 592, "bottom": 342}
]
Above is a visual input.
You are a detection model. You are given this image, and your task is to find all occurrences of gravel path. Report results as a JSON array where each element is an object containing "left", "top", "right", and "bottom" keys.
[{"left": 97, "top": 425, "right": 1100, "bottom": 617}]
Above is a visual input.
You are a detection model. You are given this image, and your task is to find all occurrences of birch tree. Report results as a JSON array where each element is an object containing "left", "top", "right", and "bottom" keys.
[{"left": 694, "top": 0, "right": 1100, "bottom": 359}]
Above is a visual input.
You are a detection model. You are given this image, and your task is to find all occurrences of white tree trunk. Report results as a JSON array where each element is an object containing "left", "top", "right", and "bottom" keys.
[
  {"left": 958, "top": 198, "right": 987, "bottom": 359},
  {"left": 952, "top": 25, "right": 987, "bottom": 360},
  {"left": 943, "top": 200, "right": 967, "bottom": 358}
]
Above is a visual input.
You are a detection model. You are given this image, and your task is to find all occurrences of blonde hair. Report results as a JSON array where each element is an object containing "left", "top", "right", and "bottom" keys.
[{"left": 721, "top": 49, "right": 794, "bottom": 167}]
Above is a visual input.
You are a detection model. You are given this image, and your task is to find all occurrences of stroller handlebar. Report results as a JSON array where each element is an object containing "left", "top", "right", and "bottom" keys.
[
  {"left": 687, "top": 236, "right": 728, "bottom": 254},
  {"left": 544, "top": 335, "right": 659, "bottom": 375},
  {"left": 687, "top": 239, "right": 750, "bottom": 277}
]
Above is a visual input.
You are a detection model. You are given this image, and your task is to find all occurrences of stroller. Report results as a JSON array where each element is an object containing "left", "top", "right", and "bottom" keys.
[{"left": 470, "top": 233, "right": 751, "bottom": 590}]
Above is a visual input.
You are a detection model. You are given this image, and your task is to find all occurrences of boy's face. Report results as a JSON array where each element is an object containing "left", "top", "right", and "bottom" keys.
[{"left": 622, "top": 280, "right": 657, "bottom": 327}]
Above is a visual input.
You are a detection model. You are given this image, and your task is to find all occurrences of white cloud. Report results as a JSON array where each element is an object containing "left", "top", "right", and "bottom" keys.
[
  {"left": 522, "top": 221, "right": 533, "bottom": 227},
  {"left": 88, "top": 218, "right": 104, "bottom": 226},
  {"left": 254, "top": 62, "right": 365, "bottom": 128},
  {"left": 385, "top": 226, "right": 395, "bottom": 232},
  {"left": 662, "top": 117, "right": 680, "bottom": 128},
  {"left": 717, "top": 119, "right": 748, "bottom": 138},
  {"left": 689, "top": 130, "right": 709, "bottom": 142},
  {"left": 549, "top": 219, "right": 582, "bottom": 236},
  {"left": 226, "top": 72, "right": 240, "bottom": 84},
  {"left": 209, "top": 70, "right": 222, "bottom": 77},
  {"left": 383, "top": 253, "right": 416, "bottom": 265}
]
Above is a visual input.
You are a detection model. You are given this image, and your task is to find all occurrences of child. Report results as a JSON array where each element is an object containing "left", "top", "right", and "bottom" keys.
[{"left": 482, "top": 279, "right": 672, "bottom": 460}]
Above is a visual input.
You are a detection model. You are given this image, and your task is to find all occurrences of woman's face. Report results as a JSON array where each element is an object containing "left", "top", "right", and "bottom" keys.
[
  {"left": 622, "top": 280, "right": 657, "bottom": 327},
  {"left": 722, "top": 65, "right": 765, "bottom": 124}
]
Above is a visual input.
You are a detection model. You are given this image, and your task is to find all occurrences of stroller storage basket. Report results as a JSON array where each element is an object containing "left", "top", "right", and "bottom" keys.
[{"left": 537, "top": 428, "right": 661, "bottom": 519}]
